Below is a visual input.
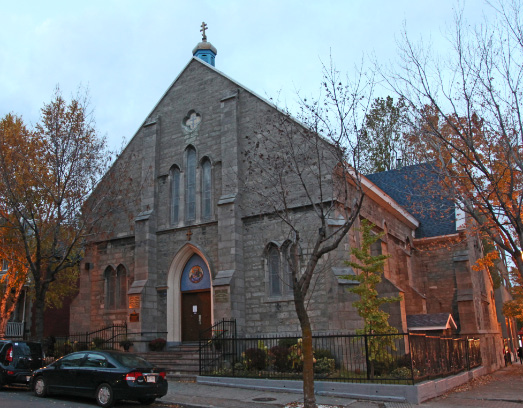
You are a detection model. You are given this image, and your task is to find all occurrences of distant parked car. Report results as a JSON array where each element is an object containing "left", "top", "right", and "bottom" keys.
[
  {"left": 32, "top": 350, "right": 168, "bottom": 407},
  {"left": 0, "top": 340, "right": 44, "bottom": 388}
]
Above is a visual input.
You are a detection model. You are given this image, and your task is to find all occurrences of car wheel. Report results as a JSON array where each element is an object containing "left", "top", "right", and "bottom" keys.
[
  {"left": 33, "top": 376, "right": 47, "bottom": 397},
  {"left": 95, "top": 383, "right": 114, "bottom": 408},
  {"left": 138, "top": 397, "right": 156, "bottom": 405}
]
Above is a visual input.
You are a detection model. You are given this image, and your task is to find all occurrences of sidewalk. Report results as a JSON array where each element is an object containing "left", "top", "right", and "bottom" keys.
[{"left": 159, "top": 362, "right": 523, "bottom": 408}]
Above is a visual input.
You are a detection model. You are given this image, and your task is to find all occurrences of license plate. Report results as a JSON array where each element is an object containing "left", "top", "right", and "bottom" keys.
[{"left": 145, "top": 375, "right": 156, "bottom": 383}]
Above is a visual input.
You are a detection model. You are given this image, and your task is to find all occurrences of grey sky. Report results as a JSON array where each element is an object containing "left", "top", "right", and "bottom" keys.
[{"left": 1, "top": 0, "right": 490, "bottom": 150}]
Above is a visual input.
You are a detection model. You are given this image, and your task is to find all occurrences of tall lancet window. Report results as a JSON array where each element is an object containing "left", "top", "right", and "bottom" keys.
[
  {"left": 186, "top": 147, "right": 196, "bottom": 221},
  {"left": 171, "top": 166, "right": 180, "bottom": 224},
  {"left": 104, "top": 266, "right": 116, "bottom": 309},
  {"left": 268, "top": 245, "right": 281, "bottom": 297},
  {"left": 202, "top": 158, "right": 212, "bottom": 220}
]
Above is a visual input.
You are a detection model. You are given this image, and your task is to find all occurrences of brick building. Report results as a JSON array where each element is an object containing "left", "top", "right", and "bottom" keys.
[
  {"left": 69, "top": 35, "right": 505, "bottom": 370},
  {"left": 367, "top": 163, "right": 506, "bottom": 370}
]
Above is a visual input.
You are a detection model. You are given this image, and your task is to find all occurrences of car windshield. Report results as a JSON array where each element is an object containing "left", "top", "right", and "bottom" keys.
[
  {"left": 14, "top": 342, "right": 42, "bottom": 357},
  {"left": 111, "top": 353, "right": 153, "bottom": 368}
]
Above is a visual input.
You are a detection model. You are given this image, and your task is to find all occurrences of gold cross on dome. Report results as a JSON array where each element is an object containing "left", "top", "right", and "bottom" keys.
[{"left": 200, "top": 22, "right": 208, "bottom": 41}]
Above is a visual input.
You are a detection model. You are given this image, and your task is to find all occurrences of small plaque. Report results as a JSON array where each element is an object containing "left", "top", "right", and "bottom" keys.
[
  {"left": 130, "top": 312, "right": 139, "bottom": 322},
  {"left": 129, "top": 295, "right": 140, "bottom": 309},
  {"left": 214, "top": 289, "right": 229, "bottom": 303}
]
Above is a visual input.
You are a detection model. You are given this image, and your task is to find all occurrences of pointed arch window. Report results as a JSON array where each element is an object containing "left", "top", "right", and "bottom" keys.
[
  {"left": 267, "top": 242, "right": 295, "bottom": 298},
  {"left": 186, "top": 147, "right": 196, "bottom": 222},
  {"left": 116, "top": 265, "right": 127, "bottom": 309},
  {"left": 268, "top": 246, "right": 281, "bottom": 297},
  {"left": 171, "top": 166, "right": 180, "bottom": 224},
  {"left": 104, "top": 265, "right": 127, "bottom": 309},
  {"left": 281, "top": 242, "right": 294, "bottom": 295},
  {"left": 201, "top": 158, "right": 212, "bottom": 220},
  {"left": 104, "top": 266, "right": 116, "bottom": 309}
]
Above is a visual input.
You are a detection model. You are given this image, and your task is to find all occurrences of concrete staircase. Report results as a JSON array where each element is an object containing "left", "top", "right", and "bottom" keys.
[{"left": 138, "top": 343, "right": 200, "bottom": 381}]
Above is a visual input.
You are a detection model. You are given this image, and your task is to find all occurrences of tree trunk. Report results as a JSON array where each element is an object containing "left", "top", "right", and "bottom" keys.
[
  {"left": 0, "top": 318, "right": 6, "bottom": 340},
  {"left": 33, "top": 291, "right": 46, "bottom": 341},
  {"left": 294, "top": 294, "right": 316, "bottom": 408}
]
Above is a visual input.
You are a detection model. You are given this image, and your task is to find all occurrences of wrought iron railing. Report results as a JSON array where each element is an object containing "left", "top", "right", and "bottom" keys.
[
  {"left": 48, "top": 324, "right": 128, "bottom": 357},
  {"left": 199, "top": 319, "right": 237, "bottom": 376},
  {"left": 199, "top": 326, "right": 482, "bottom": 385}
]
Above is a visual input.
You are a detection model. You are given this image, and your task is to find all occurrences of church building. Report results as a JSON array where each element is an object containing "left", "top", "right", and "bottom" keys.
[{"left": 69, "top": 26, "right": 506, "bottom": 370}]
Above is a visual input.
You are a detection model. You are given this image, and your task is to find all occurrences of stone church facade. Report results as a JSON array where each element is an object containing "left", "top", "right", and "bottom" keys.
[{"left": 69, "top": 36, "right": 505, "bottom": 370}]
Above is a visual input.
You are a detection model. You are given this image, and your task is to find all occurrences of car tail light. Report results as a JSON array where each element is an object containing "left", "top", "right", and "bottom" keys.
[
  {"left": 159, "top": 372, "right": 166, "bottom": 379},
  {"left": 125, "top": 371, "right": 143, "bottom": 381},
  {"left": 6, "top": 346, "right": 13, "bottom": 363}
]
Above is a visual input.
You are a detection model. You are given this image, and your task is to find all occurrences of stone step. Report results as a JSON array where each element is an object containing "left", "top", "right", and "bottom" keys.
[{"left": 137, "top": 344, "right": 202, "bottom": 381}]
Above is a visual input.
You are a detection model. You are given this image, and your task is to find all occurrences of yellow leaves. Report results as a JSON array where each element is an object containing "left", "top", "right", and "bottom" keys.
[{"left": 473, "top": 250, "right": 499, "bottom": 272}]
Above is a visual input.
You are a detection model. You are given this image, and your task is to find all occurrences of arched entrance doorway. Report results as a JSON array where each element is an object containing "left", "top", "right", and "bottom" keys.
[
  {"left": 167, "top": 246, "right": 213, "bottom": 343},
  {"left": 180, "top": 254, "right": 211, "bottom": 341}
]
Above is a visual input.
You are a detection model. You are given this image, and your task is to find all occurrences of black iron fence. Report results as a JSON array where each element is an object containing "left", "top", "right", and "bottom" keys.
[
  {"left": 410, "top": 333, "right": 481, "bottom": 380},
  {"left": 47, "top": 324, "right": 128, "bottom": 357},
  {"left": 199, "top": 321, "right": 482, "bottom": 385}
]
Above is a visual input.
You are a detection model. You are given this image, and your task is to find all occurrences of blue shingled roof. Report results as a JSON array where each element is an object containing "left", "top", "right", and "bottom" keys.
[{"left": 366, "top": 162, "right": 456, "bottom": 238}]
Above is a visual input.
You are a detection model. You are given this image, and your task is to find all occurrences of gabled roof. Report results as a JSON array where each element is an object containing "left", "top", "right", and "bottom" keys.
[
  {"left": 366, "top": 163, "right": 456, "bottom": 238},
  {"left": 407, "top": 313, "right": 457, "bottom": 331},
  {"left": 136, "top": 57, "right": 282, "bottom": 133}
]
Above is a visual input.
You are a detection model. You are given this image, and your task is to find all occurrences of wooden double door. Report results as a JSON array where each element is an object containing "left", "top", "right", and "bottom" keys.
[{"left": 181, "top": 290, "right": 211, "bottom": 342}]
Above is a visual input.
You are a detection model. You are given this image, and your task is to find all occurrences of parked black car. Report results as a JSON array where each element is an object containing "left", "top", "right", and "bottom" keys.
[
  {"left": 32, "top": 350, "right": 168, "bottom": 407},
  {"left": 0, "top": 340, "right": 44, "bottom": 387}
]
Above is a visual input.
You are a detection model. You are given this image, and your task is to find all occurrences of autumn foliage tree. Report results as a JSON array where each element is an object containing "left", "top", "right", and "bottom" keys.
[
  {"left": 0, "top": 211, "right": 29, "bottom": 339},
  {"left": 384, "top": 0, "right": 523, "bottom": 280},
  {"left": 0, "top": 88, "right": 113, "bottom": 340},
  {"left": 503, "top": 269, "right": 523, "bottom": 322}
]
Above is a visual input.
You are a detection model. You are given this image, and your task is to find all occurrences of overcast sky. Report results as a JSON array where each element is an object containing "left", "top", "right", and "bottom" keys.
[{"left": 1, "top": 0, "right": 491, "bottom": 151}]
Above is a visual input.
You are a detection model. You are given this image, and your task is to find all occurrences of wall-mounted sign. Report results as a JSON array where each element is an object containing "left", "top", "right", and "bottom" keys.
[
  {"left": 214, "top": 289, "right": 229, "bottom": 303},
  {"left": 130, "top": 312, "right": 139, "bottom": 322},
  {"left": 129, "top": 295, "right": 140, "bottom": 309}
]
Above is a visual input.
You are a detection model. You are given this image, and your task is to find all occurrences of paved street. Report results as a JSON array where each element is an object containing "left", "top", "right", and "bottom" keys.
[{"left": 0, "top": 363, "right": 522, "bottom": 407}]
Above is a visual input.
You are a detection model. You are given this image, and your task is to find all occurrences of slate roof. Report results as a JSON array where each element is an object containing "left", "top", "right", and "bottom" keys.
[
  {"left": 366, "top": 163, "right": 456, "bottom": 238},
  {"left": 407, "top": 313, "right": 457, "bottom": 331}
]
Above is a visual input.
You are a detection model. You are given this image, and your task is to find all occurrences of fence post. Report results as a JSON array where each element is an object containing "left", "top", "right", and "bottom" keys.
[
  {"left": 408, "top": 333, "right": 415, "bottom": 384},
  {"left": 364, "top": 333, "right": 371, "bottom": 380},
  {"left": 465, "top": 337, "right": 470, "bottom": 371}
]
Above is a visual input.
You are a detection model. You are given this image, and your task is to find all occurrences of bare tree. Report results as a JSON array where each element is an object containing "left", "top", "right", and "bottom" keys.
[
  {"left": 383, "top": 0, "right": 523, "bottom": 279},
  {"left": 242, "top": 62, "right": 373, "bottom": 408}
]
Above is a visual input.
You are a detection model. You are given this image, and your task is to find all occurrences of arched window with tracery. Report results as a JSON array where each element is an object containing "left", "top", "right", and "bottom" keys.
[{"left": 104, "top": 265, "right": 127, "bottom": 309}]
